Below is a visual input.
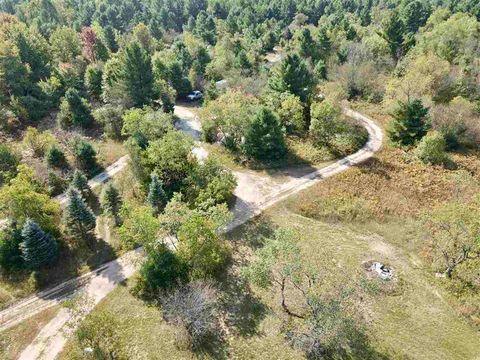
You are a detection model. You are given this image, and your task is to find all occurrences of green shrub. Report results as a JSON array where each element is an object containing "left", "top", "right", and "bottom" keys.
[
  {"left": 309, "top": 101, "right": 341, "bottom": 147},
  {"left": 131, "top": 244, "right": 188, "bottom": 299},
  {"left": 23, "top": 127, "right": 57, "bottom": 157},
  {"left": 93, "top": 105, "right": 124, "bottom": 140},
  {"left": 47, "top": 171, "right": 68, "bottom": 197},
  {"left": 45, "top": 145, "right": 67, "bottom": 168},
  {"left": 0, "top": 145, "right": 19, "bottom": 186},
  {"left": 416, "top": 131, "right": 450, "bottom": 165},
  {"left": 0, "top": 223, "right": 24, "bottom": 272}
]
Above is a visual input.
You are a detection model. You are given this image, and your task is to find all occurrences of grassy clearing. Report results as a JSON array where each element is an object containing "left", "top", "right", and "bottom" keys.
[{"left": 0, "top": 306, "right": 59, "bottom": 359}]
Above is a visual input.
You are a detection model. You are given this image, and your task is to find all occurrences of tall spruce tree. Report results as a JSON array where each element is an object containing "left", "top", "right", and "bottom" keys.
[
  {"left": 242, "top": 107, "right": 287, "bottom": 161},
  {"left": 100, "top": 183, "right": 122, "bottom": 224},
  {"left": 20, "top": 219, "right": 58, "bottom": 269},
  {"left": 71, "top": 170, "right": 90, "bottom": 199},
  {"left": 121, "top": 42, "right": 154, "bottom": 107},
  {"left": 64, "top": 188, "right": 96, "bottom": 243},
  {"left": 147, "top": 174, "right": 167, "bottom": 215}
]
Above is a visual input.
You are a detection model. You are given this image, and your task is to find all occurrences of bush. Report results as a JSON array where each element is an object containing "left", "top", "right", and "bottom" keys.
[
  {"left": 416, "top": 131, "right": 450, "bottom": 165},
  {"left": 23, "top": 127, "right": 57, "bottom": 157},
  {"left": 132, "top": 244, "right": 188, "bottom": 298},
  {"left": 145, "top": 131, "right": 195, "bottom": 192},
  {"left": 45, "top": 145, "right": 67, "bottom": 168},
  {"left": 122, "top": 108, "right": 174, "bottom": 141},
  {"left": 430, "top": 98, "right": 480, "bottom": 150},
  {"left": 47, "top": 171, "right": 68, "bottom": 196},
  {"left": 185, "top": 158, "right": 237, "bottom": 208},
  {"left": 93, "top": 105, "right": 124, "bottom": 140},
  {"left": 0, "top": 145, "right": 19, "bottom": 186},
  {"left": 309, "top": 101, "right": 341, "bottom": 147},
  {"left": 177, "top": 215, "right": 228, "bottom": 279},
  {"left": 117, "top": 203, "right": 160, "bottom": 250},
  {"left": 0, "top": 222, "right": 24, "bottom": 272},
  {"left": 161, "top": 281, "right": 219, "bottom": 350}
]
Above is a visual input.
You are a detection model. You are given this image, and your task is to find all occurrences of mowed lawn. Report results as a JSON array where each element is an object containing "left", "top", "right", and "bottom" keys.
[{"left": 60, "top": 201, "right": 480, "bottom": 360}]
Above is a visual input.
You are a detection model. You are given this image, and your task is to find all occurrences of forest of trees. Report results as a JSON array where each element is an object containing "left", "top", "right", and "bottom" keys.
[{"left": 0, "top": 0, "right": 479, "bottom": 358}]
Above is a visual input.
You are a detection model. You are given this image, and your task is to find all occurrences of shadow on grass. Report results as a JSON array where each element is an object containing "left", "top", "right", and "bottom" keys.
[
  {"left": 227, "top": 215, "right": 277, "bottom": 250},
  {"left": 219, "top": 273, "right": 268, "bottom": 339}
]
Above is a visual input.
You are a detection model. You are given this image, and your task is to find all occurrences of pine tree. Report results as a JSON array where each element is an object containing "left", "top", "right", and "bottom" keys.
[
  {"left": 242, "top": 107, "right": 287, "bottom": 161},
  {"left": 20, "top": 219, "right": 58, "bottom": 269},
  {"left": 57, "top": 88, "right": 93, "bottom": 128},
  {"left": 147, "top": 174, "right": 167, "bottom": 215},
  {"left": 71, "top": 170, "right": 90, "bottom": 199},
  {"left": 101, "top": 183, "right": 122, "bottom": 224},
  {"left": 120, "top": 43, "right": 154, "bottom": 107},
  {"left": 45, "top": 144, "right": 67, "bottom": 168},
  {"left": 64, "top": 188, "right": 96, "bottom": 243},
  {"left": 269, "top": 54, "right": 314, "bottom": 103},
  {"left": 387, "top": 99, "right": 430, "bottom": 146}
]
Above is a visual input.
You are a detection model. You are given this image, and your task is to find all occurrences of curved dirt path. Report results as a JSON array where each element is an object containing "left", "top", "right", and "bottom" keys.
[{"left": 5, "top": 105, "right": 382, "bottom": 360}]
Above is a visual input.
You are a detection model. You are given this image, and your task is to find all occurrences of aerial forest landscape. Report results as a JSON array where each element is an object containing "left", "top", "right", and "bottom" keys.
[{"left": 0, "top": 0, "right": 479, "bottom": 359}]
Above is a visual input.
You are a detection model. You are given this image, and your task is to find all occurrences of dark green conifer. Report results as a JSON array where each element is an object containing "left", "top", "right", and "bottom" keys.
[
  {"left": 64, "top": 188, "right": 96, "bottom": 243},
  {"left": 147, "top": 174, "right": 167, "bottom": 215},
  {"left": 20, "top": 219, "right": 57, "bottom": 269}
]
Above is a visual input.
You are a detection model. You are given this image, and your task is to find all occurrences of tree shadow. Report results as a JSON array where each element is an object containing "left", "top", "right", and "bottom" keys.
[
  {"left": 192, "top": 329, "right": 229, "bottom": 360},
  {"left": 85, "top": 236, "right": 117, "bottom": 270},
  {"left": 218, "top": 272, "right": 268, "bottom": 339},
  {"left": 226, "top": 213, "right": 277, "bottom": 250}
]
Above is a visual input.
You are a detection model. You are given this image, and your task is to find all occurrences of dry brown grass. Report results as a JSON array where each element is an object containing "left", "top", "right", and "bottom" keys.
[{"left": 0, "top": 306, "right": 59, "bottom": 359}]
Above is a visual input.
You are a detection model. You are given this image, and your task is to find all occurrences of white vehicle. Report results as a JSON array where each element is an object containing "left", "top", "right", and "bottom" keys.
[{"left": 187, "top": 90, "right": 203, "bottom": 101}]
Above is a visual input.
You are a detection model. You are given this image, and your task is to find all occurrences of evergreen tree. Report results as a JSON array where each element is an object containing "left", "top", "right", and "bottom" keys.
[
  {"left": 269, "top": 53, "right": 314, "bottom": 103},
  {"left": 100, "top": 183, "right": 122, "bottom": 224},
  {"left": 388, "top": 99, "right": 430, "bottom": 146},
  {"left": 20, "top": 219, "right": 58, "bottom": 269},
  {"left": 0, "top": 144, "right": 18, "bottom": 186},
  {"left": 0, "top": 221, "right": 24, "bottom": 272},
  {"left": 72, "top": 138, "right": 98, "bottom": 175},
  {"left": 120, "top": 43, "right": 154, "bottom": 107},
  {"left": 103, "top": 25, "right": 118, "bottom": 52},
  {"left": 242, "top": 107, "right": 287, "bottom": 161},
  {"left": 57, "top": 88, "right": 93, "bottom": 128},
  {"left": 381, "top": 10, "right": 406, "bottom": 60},
  {"left": 71, "top": 170, "right": 90, "bottom": 199},
  {"left": 64, "top": 188, "right": 96, "bottom": 243},
  {"left": 296, "top": 27, "right": 317, "bottom": 59},
  {"left": 84, "top": 64, "right": 103, "bottom": 99},
  {"left": 147, "top": 174, "right": 167, "bottom": 215},
  {"left": 45, "top": 144, "right": 67, "bottom": 168}
]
